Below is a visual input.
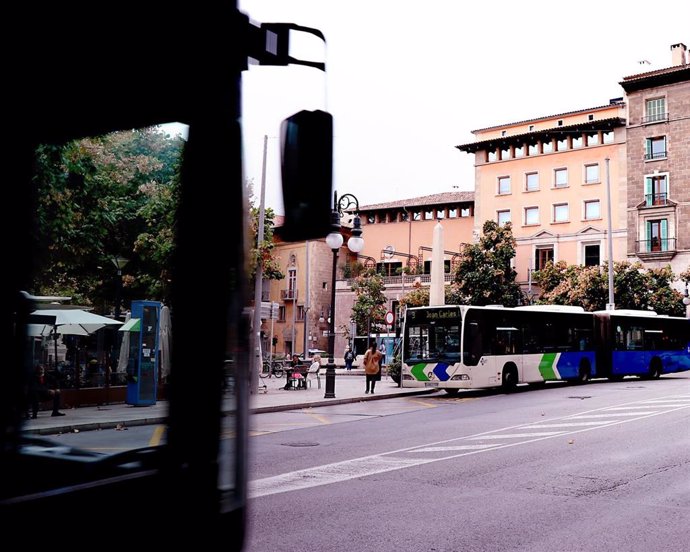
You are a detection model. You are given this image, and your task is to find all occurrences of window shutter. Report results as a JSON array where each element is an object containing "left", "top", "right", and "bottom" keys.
[
  {"left": 644, "top": 177, "right": 652, "bottom": 206},
  {"left": 660, "top": 219, "right": 668, "bottom": 251}
]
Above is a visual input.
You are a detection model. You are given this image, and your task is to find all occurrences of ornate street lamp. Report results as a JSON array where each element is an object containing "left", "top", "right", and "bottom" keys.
[{"left": 324, "top": 191, "right": 364, "bottom": 398}]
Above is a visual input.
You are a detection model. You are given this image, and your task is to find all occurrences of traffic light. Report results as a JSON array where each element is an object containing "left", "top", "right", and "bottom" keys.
[{"left": 280, "top": 109, "right": 333, "bottom": 242}]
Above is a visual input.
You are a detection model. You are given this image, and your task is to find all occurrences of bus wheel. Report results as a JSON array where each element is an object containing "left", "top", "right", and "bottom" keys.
[
  {"left": 577, "top": 362, "right": 590, "bottom": 384},
  {"left": 648, "top": 360, "right": 662, "bottom": 379},
  {"left": 502, "top": 366, "right": 518, "bottom": 392},
  {"left": 444, "top": 388, "right": 459, "bottom": 397}
]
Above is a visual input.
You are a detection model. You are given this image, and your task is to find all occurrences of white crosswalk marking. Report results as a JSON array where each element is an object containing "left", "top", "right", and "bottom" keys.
[{"left": 250, "top": 393, "right": 690, "bottom": 499}]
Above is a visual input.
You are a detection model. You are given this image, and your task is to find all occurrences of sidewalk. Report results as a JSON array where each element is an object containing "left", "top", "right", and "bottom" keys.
[{"left": 23, "top": 369, "right": 436, "bottom": 435}]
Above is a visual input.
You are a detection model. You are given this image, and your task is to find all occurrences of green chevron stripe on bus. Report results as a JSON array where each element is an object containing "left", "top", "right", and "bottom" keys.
[
  {"left": 539, "top": 353, "right": 558, "bottom": 380},
  {"left": 410, "top": 363, "right": 430, "bottom": 381}
]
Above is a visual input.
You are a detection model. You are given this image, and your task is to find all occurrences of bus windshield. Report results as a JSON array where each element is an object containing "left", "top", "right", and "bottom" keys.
[{"left": 404, "top": 307, "right": 461, "bottom": 363}]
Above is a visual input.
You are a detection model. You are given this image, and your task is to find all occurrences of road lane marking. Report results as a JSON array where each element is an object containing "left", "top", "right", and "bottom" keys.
[
  {"left": 468, "top": 432, "right": 565, "bottom": 439},
  {"left": 249, "top": 395, "right": 690, "bottom": 499},
  {"left": 570, "top": 412, "right": 660, "bottom": 418},
  {"left": 305, "top": 412, "right": 332, "bottom": 424},
  {"left": 148, "top": 425, "right": 166, "bottom": 447},
  {"left": 528, "top": 421, "right": 612, "bottom": 428}
]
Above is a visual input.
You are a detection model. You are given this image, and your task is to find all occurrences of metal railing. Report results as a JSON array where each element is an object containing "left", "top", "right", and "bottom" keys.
[
  {"left": 644, "top": 192, "right": 669, "bottom": 206},
  {"left": 636, "top": 237, "right": 676, "bottom": 253},
  {"left": 644, "top": 150, "right": 667, "bottom": 160},
  {"left": 641, "top": 112, "right": 668, "bottom": 124}
]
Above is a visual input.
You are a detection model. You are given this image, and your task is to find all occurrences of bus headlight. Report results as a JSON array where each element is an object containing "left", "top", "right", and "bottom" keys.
[{"left": 450, "top": 374, "right": 470, "bottom": 381}]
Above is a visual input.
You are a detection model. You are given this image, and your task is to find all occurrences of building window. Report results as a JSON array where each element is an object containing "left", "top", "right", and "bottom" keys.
[
  {"left": 543, "top": 141, "right": 553, "bottom": 153},
  {"left": 297, "top": 305, "right": 305, "bottom": 321},
  {"left": 584, "top": 163, "right": 600, "bottom": 184},
  {"left": 528, "top": 125, "right": 535, "bottom": 131},
  {"left": 584, "top": 200, "right": 601, "bottom": 220},
  {"left": 514, "top": 145, "right": 525, "bottom": 158},
  {"left": 553, "top": 203, "right": 569, "bottom": 223},
  {"left": 413, "top": 211, "right": 421, "bottom": 221},
  {"left": 448, "top": 207, "right": 457, "bottom": 218},
  {"left": 501, "top": 130, "right": 507, "bottom": 137},
  {"left": 588, "top": 114, "right": 594, "bottom": 121},
  {"left": 278, "top": 306, "right": 286, "bottom": 322},
  {"left": 424, "top": 210, "right": 434, "bottom": 220},
  {"left": 525, "top": 172, "right": 539, "bottom": 192},
  {"left": 487, "top": 150, "right": 497, "bottom": 162},
  {"left": 584, "top": 244, "right": 600, "bottom": 266},
  {"left": 460, "top": 207, "right": 471, "bottom": 217},
  {"left": 644, "top": 174, "right": 668, "bottom": 206},
  {"left": 586, "top": 132, "right": 599, "bottom": 146},
  {"left": 498, "top": 176, "right": 511, "bottom": 195},
  {"left": 557, "top": 138, "right": 568, "bottom": 151},
  {"left": 288, "top": 268, "right": 297, "bottom": 297},
  {"left": 497, "top": 210, "right": 511, "bottom": 226},
  {"left": 367, "top": 214, "right": 375, "bottom": 224},
  {"left": 500, "top": 147, "right": 511, "bottom": 160},
  {"left": 524, "top": 206, "right": 539, "bottom": 225},
  {"left": 399, "top": 210, "right": 408, "bottom": 221},
  {"left": 554, "top": 168, "right": 568, "bottom": 188},
  {"left": 645, "top": 136, "right": 667, "bottom": 160},
  {"left": 437, "top": 209, "right": 446, "bottom": 219},
  {"left": 644, "top": 97, "right": 666, "bottom": 123},
  {"left": 557, "top": 120, "right": 563, "bottom": 126},
  {"left": 646, "top": 219, "right": 669, "bottom": 252},
  {"left": 572, "top": 135, "right": 583, "bottom": 148},
  {"left": 535, "top": 247, "right": 554, "bottom": 270},
  {"left": 528, "top": 143, "right": 539, "bottom": 156}
]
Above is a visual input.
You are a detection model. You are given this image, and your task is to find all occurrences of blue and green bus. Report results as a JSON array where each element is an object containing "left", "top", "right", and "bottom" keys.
[{"left": 401, "top": 305, "right": 689, "bottom": 394}]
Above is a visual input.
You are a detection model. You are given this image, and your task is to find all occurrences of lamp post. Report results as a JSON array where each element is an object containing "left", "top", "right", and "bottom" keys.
[
  {"left": 112, "top": 255, "right": 129, "bottom": 321},
  {"left": 324, "top": 191, "right": 364, "bottom": 398},
  {"left": 683, "top": 284, "right": 690, "bottom": 318}
]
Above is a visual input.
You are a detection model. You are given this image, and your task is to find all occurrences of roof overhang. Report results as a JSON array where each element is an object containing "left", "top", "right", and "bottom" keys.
[{"left": 456, "top": 117, "right": 626, "bottom": 153}]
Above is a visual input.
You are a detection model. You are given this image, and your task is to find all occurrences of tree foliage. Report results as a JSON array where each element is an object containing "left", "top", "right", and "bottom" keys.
[
  {"left": 534, "top": 260, "right": 685, "bottom": 316},
  {"left": 451, "top": 220, "right": 523, "bottom": 306},
  {"left": 248, "top": 204, "right": 284, "bottom": 282},
  {"left": 350, "top": 269, "right": 388, "bottom": 336},
  {"left": 32, "top": 127, "right": 184, "bottom": 309}
]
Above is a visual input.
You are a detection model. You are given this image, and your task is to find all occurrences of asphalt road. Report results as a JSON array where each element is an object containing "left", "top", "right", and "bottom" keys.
[{"left": 246, "top": 375, "right": 690, "bottom": 552}]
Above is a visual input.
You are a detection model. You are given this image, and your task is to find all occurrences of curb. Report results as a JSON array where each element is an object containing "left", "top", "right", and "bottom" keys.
[
  {"left": 250, "top": 388, "right": 437, "bottom": 414},
  {"left": 23, "top": 416, "right": 168, "bottom": 436}
]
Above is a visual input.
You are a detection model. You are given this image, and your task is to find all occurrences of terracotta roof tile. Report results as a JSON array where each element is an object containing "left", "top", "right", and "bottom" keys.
[{"left": 359, "top": 191, "right": 474, "bottom": 211}]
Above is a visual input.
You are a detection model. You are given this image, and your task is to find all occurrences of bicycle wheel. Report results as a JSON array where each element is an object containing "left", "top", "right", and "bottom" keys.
[
  {"left": 259, "top": 362, "right": 271, "bottom": 378},
  {"left": 273, "top": 363, "right": 284, "bottom": 378}
]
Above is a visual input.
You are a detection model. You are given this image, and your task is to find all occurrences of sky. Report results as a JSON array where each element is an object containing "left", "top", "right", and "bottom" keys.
[{"left": 238, "top": 0, "right": 689, "bottom": 214}]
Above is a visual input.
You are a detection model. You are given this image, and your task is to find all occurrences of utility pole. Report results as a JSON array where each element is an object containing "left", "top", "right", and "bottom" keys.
[
  {"left": 251, "top": 134, "right": 268, "bottom": 392},
  {"left": 605, "top": 157, "right": 615, "bottom": 310}
]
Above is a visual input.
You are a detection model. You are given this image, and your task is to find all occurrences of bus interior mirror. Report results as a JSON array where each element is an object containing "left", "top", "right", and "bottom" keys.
[{"left": 280, "top": 109, "right": 333, "bottom": 241}]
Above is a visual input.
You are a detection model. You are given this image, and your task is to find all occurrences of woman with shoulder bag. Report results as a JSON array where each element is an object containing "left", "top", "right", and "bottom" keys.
[{"left": 362, "top": 343, "right": 382, "bottom": 394}]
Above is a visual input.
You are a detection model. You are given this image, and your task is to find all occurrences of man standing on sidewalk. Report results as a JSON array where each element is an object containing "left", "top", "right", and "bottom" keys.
[{"left": 344, "top": 347, "right": 355, "bottom": 371}]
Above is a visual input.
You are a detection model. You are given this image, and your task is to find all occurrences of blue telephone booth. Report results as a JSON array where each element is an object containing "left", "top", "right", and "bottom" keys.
[{"left": 120, "top": 300, "right": 161, "bottom": 406}]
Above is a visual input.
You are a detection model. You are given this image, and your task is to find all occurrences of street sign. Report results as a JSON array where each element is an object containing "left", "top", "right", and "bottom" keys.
[{"left": 384, "top": 311, "right": 395, "bottom": 325}]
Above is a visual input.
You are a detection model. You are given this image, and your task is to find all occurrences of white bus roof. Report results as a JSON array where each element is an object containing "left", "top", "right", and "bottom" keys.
[
  {"left": 514, "top": 305, "right": 585, "bottom": 313},
  {"left": 593, "top": 309, "right": 658, "bottom": 317}
]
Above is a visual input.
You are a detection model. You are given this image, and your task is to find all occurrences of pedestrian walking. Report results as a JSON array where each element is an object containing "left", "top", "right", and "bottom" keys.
[
  {"left": 363, "top": 343, "right": 382, "bottom": 394},
  {"left": 344, "top": 347, "right": 355, "bottom": 371}
]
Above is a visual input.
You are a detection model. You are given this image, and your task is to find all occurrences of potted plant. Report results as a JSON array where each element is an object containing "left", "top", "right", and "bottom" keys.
[{"left": 387, "top": 355, "right": 401, "bottom": 384}]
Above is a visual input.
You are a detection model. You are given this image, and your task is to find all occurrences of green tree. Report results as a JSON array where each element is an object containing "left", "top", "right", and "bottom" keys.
[
  {"left": 247, "top": 182, "right": 284, "bottom": 283},
  {"left": 32, "top": 127, "right": 185, "bottom": 309},
  {"left": 350, "top": 269, "right": 388, "bottom": 337},
  {"left": 452, "top": 220, "right": 523, "bottom": 306},
  {"left": 534, "top": 261, "right": 685, "bottom": 316}
]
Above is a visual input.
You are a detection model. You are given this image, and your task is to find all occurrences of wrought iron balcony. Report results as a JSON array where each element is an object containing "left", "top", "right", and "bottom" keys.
[
  {"left": 644, "top": 193, "right": 669, "bottom": 207},
  {"left": 644, "top": 150, "right": 667, "bottom": 160},
  {"left": 280, "top": 289, "right": 296, "bottom": 301},
  {"left": 636, "top": 237, "right": 676, "bottom": 254},
  {"left": 641, "top": 112, "right": 668, "bottom": 124}
]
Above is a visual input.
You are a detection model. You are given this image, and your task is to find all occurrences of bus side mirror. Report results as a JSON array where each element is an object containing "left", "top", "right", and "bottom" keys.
[{"left": 280, "top": 109, "right": 333, "bottom": 242}]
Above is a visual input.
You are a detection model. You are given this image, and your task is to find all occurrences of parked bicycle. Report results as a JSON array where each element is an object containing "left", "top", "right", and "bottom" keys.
[{"left": 259, "top": 360, "right": 284, "bottom": 378}]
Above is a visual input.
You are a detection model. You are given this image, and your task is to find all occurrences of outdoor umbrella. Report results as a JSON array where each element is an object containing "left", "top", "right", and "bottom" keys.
[
  {"left": 29, "top": 309, "right": 122, "bottom": 371},
  {"left": 116, "top": 312, "right": 132, "bottom": 373}
]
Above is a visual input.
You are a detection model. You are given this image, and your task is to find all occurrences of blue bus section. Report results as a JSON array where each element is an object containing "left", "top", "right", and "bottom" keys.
[
  {"left": 596, "top": 309, "right": 690, "bottom": 378},
  {"left": 553, "top": 351, "right": 598, "bottom": 380}
]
